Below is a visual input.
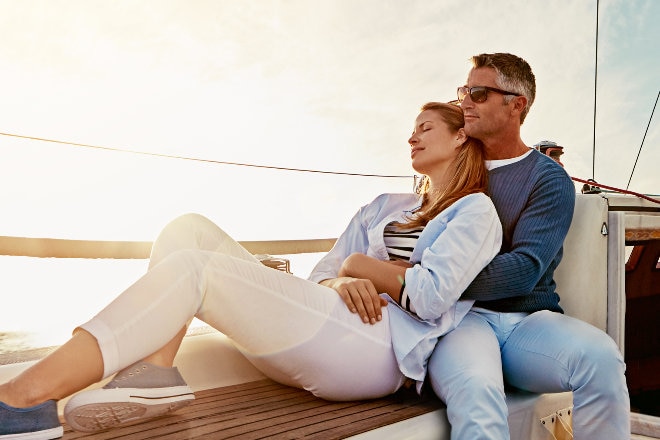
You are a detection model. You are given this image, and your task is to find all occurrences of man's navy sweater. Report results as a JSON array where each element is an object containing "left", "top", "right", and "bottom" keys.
[{"left": 463, "top": 149, "right": 576, "bottom": 313}]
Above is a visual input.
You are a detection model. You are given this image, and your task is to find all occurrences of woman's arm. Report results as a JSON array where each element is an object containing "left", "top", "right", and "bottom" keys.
[
  {"left": 340, "top": 254, "right": 410, "bottom": 302},
  {"left": 319, "top": 255, "right": 410, "bottom": 325}
]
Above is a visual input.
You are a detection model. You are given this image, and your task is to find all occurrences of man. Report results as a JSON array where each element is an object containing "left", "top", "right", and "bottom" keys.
[{"left": 426, "top": 53, "right": 630, "bottom": 439}]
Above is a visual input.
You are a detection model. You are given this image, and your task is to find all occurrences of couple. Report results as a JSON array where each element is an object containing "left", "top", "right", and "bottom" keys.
[{"left": 0, "top": 53, "right": 630, "bottom": 439}]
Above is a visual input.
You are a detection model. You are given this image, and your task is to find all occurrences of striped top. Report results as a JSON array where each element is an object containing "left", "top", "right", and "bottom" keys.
[{"left": 383, "top": 222, "right": 424, "bottom": 262}]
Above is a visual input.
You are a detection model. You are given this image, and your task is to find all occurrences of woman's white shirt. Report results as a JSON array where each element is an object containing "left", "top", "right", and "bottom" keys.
[{"left": 308, "top": 192, "right": 502, "bottom": 386}]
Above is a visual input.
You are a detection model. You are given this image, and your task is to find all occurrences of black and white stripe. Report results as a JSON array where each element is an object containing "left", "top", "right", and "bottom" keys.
[
  {"left": 384, "top": 222, "right": 422, "bottom": 313},
  {"left": 383, "top": 222, "right": 423, "bottom": 262}
]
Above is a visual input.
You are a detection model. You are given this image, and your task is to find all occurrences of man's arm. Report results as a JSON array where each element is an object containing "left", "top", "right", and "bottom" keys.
[{"left": 462, "top": 168, "right": 575, "bottom": 301}]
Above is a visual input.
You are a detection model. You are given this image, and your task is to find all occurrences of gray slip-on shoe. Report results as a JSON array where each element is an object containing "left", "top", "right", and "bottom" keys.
[{"left": 63, "top": 361, "right": 194, "bottom": 433}]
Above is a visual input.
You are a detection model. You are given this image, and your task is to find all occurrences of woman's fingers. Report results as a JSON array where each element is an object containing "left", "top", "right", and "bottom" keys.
[
  {"left": 345, "top": 284, "right": 371, "bottom": 323},
  {"left": 339, "top": 278, "right": 383, "bottom": 324}
]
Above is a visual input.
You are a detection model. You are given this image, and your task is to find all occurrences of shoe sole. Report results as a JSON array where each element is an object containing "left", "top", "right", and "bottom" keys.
[
  {"left": 0, "top": 426, "right": 63, "bottom": 440},
  {"left": 63, "top": 386, "right": 194, "bottom": 433}
]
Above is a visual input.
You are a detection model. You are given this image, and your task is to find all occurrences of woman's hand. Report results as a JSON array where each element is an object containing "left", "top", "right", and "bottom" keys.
[
  {"left": 338, "top": 253, "right": 409, "bottom": 303},
  {"left": 320, "top": 277, "right": 387, "bottom": 325}
]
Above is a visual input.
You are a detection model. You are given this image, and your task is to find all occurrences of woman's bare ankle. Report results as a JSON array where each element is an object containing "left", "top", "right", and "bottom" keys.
[
  {"left": 0, "top": 380, "right": 44, "bottom": 408},
  {"left": 0, "top": 382, "right": 10, "bottom": 404},
  {"left": 140, "top": 326, "right": 187, "bottom": 368},
  {"left": 141, "top": 354, "right": 174, "bottom": 369}
]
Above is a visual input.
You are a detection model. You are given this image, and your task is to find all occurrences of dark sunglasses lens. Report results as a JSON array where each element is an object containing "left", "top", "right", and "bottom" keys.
[{"left": 470, "top": 87, "right": 488, "bottom": 102}]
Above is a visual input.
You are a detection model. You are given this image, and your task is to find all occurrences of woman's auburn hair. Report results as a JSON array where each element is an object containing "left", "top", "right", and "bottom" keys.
[{"left": 400, "top": 102, "right": 488, "bottom": 229}]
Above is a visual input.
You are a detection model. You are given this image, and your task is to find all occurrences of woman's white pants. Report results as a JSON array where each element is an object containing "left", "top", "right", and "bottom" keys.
[{"left": 79, "top": 214, "right": 405, "bottom": 401}]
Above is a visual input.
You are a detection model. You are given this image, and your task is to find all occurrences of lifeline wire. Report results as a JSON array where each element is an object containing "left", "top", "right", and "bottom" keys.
[
  {"left": 2, "top": 131, "right": 658, "bottom": 204},
  {"left": 0, "top": 132, "right": 413, "bottom": 180}
]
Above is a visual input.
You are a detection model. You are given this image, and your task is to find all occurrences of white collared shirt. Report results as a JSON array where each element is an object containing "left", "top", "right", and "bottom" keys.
[{"left": 308, "top": 192, "right": 502, "bottom": 388}]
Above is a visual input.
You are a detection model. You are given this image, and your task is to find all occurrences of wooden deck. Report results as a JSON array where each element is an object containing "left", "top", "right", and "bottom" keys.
[{"left": 61, "top": 379, "right": 444, "bottom": 439}]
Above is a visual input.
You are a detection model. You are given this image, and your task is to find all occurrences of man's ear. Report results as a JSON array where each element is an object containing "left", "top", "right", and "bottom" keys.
[{"left": 511, "top": 95, "right": 528, "bottom": 116}]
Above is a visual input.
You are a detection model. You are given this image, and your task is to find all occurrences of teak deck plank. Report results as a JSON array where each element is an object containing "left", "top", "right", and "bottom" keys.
[{"left": 61, "top": 379, "right": 443, "bottom": 439}]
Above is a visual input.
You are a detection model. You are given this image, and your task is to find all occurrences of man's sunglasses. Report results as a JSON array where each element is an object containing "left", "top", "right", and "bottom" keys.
[{"left": 457, "top": 86, "right": 521, "bottom": 103}]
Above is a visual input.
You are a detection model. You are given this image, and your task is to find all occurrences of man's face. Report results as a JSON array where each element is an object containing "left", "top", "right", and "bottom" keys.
[{"left": 460, "top": 67, "right": 513, "bottom": 141}]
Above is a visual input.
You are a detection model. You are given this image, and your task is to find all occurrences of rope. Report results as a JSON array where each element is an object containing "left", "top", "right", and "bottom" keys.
[
  {"left": 626, "top": 90, "right": 659, "bottom": 190},
  {"left": 2, "top": 131, "right": 658, "bottom": 204},
  {"left": 0, "top": 132, "right": 413, "bottom": 180},
  {"left": 572, "top": 176, "right": 660, "bottom": 204},
  {"left": 592, "top": 0, "right": 599, "bottom": 180}
]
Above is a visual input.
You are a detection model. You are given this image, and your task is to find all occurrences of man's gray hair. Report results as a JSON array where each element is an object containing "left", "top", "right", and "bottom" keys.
[{"left": 471, "top": 53, "right": 536, "bottom": 124}]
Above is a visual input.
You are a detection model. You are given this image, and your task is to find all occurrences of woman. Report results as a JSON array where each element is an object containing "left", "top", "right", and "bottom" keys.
[{"left": 0, "top": 102, "right": 502, "bottom": 439}]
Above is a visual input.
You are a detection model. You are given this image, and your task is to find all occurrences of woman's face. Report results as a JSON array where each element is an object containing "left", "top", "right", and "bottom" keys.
[{"left": 408, "top": 109, "right": 463, "bottom": 176}]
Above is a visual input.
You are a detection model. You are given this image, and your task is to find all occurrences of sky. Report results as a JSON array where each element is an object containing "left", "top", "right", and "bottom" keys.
[{"left": 0, "top": 0, "right": 658, "bottom": 349}]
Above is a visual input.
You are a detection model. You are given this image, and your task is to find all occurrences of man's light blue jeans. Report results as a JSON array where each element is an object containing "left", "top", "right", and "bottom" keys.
[{"left": 427, "top": 307, "right": 630, "bottom": 439}]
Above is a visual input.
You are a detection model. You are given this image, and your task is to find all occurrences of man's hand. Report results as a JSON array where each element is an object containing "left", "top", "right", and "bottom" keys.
[{"left": 320, "top": 277, "right": 387, "bottom": 324}]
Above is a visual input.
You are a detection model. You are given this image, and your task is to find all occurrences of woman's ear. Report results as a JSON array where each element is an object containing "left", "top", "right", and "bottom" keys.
[{"left": 456, "top": 128, "right": 467, "bottom": 144}]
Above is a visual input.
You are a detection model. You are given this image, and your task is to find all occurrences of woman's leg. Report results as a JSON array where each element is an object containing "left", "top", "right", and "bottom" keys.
[
  {"left": 82, "top": 248, "right": 403, "bottom": 399},
  {"left": 139, "top": 213, "right": 258, "bottom": 367},
  {"left": 142, "top": 326, "right": 187, "bottom": 367},
  {"left": 59, "top": 249, "right": 402, "bottom": 432},
  {"left": 148, "top": 213, "right": 259, "bottom": 269},
  {"left": 0, "top": 330, "right": 103, "bottom": 408},
  {"left": 0, "top": 214, "right": 256, "bottom": 408},
  {"left": 238, "top": 296, "right": 404, "bottom": 401},
  {"left": 139, "top": 214, "right": 258, "bottom": 367},
  {"left": 2, "top": 226, "right": 401, "bottom": 413}
]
